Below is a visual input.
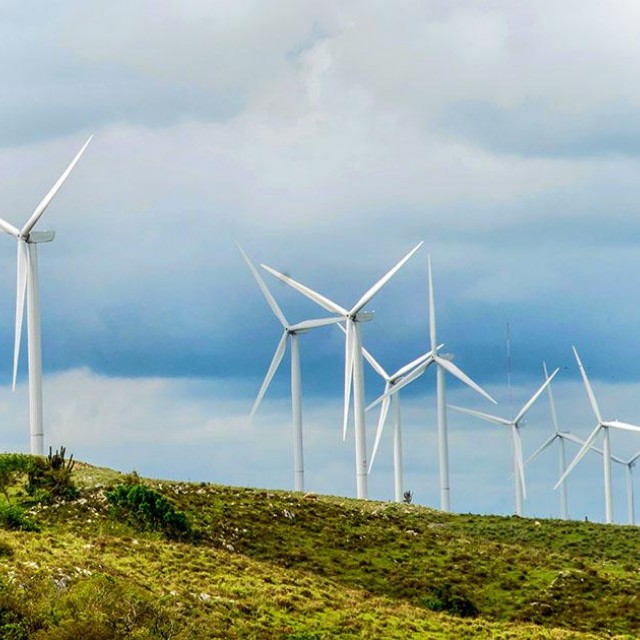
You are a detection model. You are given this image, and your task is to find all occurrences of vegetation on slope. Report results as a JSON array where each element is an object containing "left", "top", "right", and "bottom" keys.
[{"left": 0, "top": 453, "right": 636, "bottom": 638}]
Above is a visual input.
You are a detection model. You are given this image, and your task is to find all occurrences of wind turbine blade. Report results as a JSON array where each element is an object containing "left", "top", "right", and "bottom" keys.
[
  {"left": 513, "top": 426, "right": 527, "bottom": 499},
  {"left": 427, "top": 254, "right": 437, "bottom": 353},
  {"left": 21, "top": 136, "right": 93, "bottom": 236},
  {"left": 336, "top": 321, "right": 388, "bottom": 381},
  {"left": 572, "top": 346, "right": 603, "bottom": 424},
  {"left": 368, "top": 386, "right": 391, "bottom": 473},
  {"left": 367, "top": 355, "right": 437, "bottom": 412},
  {"left": 0, "top": 218, "right": 20, "bottom": 237},
  {"left": 391, "top": 347, "right": 440, "bottom": 381},
  {"left": 249, "top": 332, "right": 288, "bottom": 420},
  {"left": 386, "top": 357, "right": 432, "bottom": 395},
  {"left": 12, "top": 241, "right": 28, "bottom": 390},
  {"left": 448, "top": 404, "right": 512, "bottom": 427},
  {"left": 525, "top": 433, "right": 557, "bottom": 465},
  {"left": 628, "top": 449, "right": 640, "bottom": 465},
  {"left": 261, "top": 264, "right": 348, "bottom": 316},
  {"left": 237, "top": 243, "right": 288, "bottom": 328},
  {"left": 436, "top": 356, "right": 497, "bottom": 404},
  {"left": 543, "top": 361, "right": 561, "bottom": 434},
  {"left": 554, "top": 424, "right": 602, "bottom": 489},
  {"left": 342, "top": 321, "right": 355, "bottom": 441},
  {"left": 513, "top": 368, "right": 560, "bottom": 425},
  {"left": 290, "top": 317, "right": 342, "bottom": 332},
  {"left": 360, "top": 344, "right": 389, "bottom": 381},
  {"left": 559, "top": 431, "right": 586, "bottom": 447},
  {"left": 350, "top": 241, "right": 423, "bottom": 314},
  {"left": 605, "top": 420, "right": 640, "bottom": 434}
]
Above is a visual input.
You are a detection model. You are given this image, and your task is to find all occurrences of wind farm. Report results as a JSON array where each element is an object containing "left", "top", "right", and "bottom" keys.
[
  {"left": 3, "top": 136, "right": 640, "bottom": 529},
  {"left": 2, "top": 3, "right": 640, "bottom": 530},
  {"left": 6, "top": 4, "right": 640, "bottom": 639}
]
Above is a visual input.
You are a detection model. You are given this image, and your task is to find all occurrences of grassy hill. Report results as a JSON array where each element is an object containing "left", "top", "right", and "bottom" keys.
[{"left": 0, "top": 453, "right": 638, "bottom": 638}]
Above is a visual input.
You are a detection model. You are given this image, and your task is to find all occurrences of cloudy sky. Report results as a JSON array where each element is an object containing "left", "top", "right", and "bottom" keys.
[{"left": 2, "top": 0, "right": 640, "bottom": 523}]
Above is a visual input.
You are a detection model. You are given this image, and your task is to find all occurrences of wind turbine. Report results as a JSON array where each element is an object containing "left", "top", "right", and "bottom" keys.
[
  {"left": 0, "top": 136, "right": 93, "bottom": 455},
  {"left": 367, "top": 255, "right": 496, "bottom": 512},
  {"left": 262, "top": 242, "right": 423, "bottom": 500},
  {"left": 450, "top": 367, "right": 559, "bottom": 516},
  {"left": 237, "top": 244, "right": 341, "bottom": 492},
  {"left": 356, "top": 336, "right": 437, "bottom": 502},
  {"left": 610, "top": 450, "right": 640, "bottom": 525},
  {"left": 555, "top": 347, "right": 640, "bottom": 524},
  {"left": 526, "top": 362, "right": 586, "bottom": 519}
]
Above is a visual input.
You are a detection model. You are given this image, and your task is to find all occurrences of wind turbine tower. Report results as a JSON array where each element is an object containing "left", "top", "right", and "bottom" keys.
[
  {"left": 555, "top": 347, "right": 640, "bottom": 524},
  {"left": 237, "top": 243, "right": 340, "bottom": 492},
  {"left": 0, "top": 137, "right": 93, "bottom": 455},
  {"left": 262, "top": 242, "right": 423, "bottom": 499}
]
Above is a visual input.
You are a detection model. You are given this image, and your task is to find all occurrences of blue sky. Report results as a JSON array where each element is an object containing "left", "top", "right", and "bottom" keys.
[{"left": 1, "top": 1, "right": 640, "bottom": 523}]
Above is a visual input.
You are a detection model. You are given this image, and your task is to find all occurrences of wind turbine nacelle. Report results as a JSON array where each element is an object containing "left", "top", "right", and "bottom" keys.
[
  {"left": 27, "top": 230, "right": 55, "bottom": 244},
  {"left": 355, "top": 311, "right": 374, "bottom": 323}
]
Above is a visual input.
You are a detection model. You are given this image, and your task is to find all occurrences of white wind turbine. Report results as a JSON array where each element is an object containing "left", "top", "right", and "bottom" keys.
[
  {"left": 610, "top": 450, "right": 640, "bottom": 525},
  {"left": 526, "top": 362, "right": 586, "bottom": 519},
  {"left": 237, "top": 244, "right": 341, "bottom": 492},
  {"left": 367, "top": 255, "right": 496, "bottom": 512},
  {"left": 555, "top": 346, "right": 640, "bottom": 524},
  {"left": 0, "top": 136, "right": 93, "bottom": 455},
  {"left": 450, "top": 367, "right": 559, "bottom": 516},
  {"left": 262, "top": 242, "right": 424, "bottom": 500},
  {"left": 356, "top": 336, "right": 438, "bottom": 502}
]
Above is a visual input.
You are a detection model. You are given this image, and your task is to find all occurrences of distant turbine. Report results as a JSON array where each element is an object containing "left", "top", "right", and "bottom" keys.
[
  {"left": 555, "top": 347, "right": 640, "bottom": 524},
  {"left": 262, "top": 242, "right": 423, "bottom": 499},
  {"left": 237, "top": 244, "right": 341, "bottom": 492},
  {"left": 526, "top": 362, "right": 585, "bottom": 519},
  {"left": 356, "top": 335, "right": 437, "bottom": 502},
  {"left": 451, "top": 367, "right": 559, "bottom": 516},
  {"left": 0, "top": 136, "right": 93, "bottom": 455},
  {"left": 610, "top": 450, "right": 640, "bottom": 525},
  {"left": 368, "top": 255, "right": 496, "bottom": 512}
]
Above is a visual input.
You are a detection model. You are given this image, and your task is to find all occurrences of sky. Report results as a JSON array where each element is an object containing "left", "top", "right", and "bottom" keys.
[{"left": 2, "top": 0, "right": 640, "bottom": 523}]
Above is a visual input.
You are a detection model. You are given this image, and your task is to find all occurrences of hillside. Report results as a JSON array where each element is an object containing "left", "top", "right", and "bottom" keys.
[{"left": 0, "top": 454, "right": 638, "bottom": 638}]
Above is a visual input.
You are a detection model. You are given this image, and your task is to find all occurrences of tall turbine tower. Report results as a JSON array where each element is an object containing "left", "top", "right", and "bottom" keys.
[
  {"left": 0, "top": 136, "right": 93, "bottom": 455},
  {"left": 610, "top": 450, "right": 640, "bottom": 525},
  {"left": 555, "top": 347, "right": 640, "bottom": 524},
  {"left": 526, "top": 362, "right": 586, "bottom": 519},
  {"left": 262, "top": 242, "right": 423, "bottom": 499},
  {"left": 450, "top": 367, "right": 559, "bottom": 516},
  {"left": 357, "top": 338, "right": 437, "bottom": 502},
  {"left": 369, "top": 255, "right": 496, "bottom": 511},
  {"left": 237, "top": 244, "right": 340, "bottom": 491}
]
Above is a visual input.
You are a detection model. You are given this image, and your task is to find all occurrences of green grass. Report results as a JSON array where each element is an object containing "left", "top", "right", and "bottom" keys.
[{"left": 0, "top": 457, "right": 636, "bottom": 638}]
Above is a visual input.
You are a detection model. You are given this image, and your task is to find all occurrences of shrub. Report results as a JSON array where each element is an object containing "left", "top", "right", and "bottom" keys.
[
  {"left": 105, "top": 483, "right": 192, "bottom": 541},
  {"left": 0, "top": 505, "right": 38, "bottom": 532},
  {"left": 0, "top": 454, "right": 31, "bottom": 503},
  {"left": 422, "top": 583, "right": 479, "bottom": 618},
  {"left": 41, "top": 574, "right": 173, "bottom": 640},
  {"left": 27, "top": 447, "right": 78, "bottom": 501}
]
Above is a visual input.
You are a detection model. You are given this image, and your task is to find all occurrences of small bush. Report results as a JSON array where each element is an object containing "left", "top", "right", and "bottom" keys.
[
  {"left": 0, "top": 505, "right": 38, "bottom": 532},
  {"left": 106, "top": 483, "right": 192, "bottom": 541},
  {"left": 121, "top": 470, "right": 141, "bottom": 486},
  {"left": 27, "top": 447, "right": 78, "bottom": 501},
  {"left": 0, "top": 454, "right": 31, "bottom": 503},
  {"left": 422, "top": 583, "right": 479, "bottom": 618},
  {"left": 42, "top": 574, "right": 173, "bottom": 640}
]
